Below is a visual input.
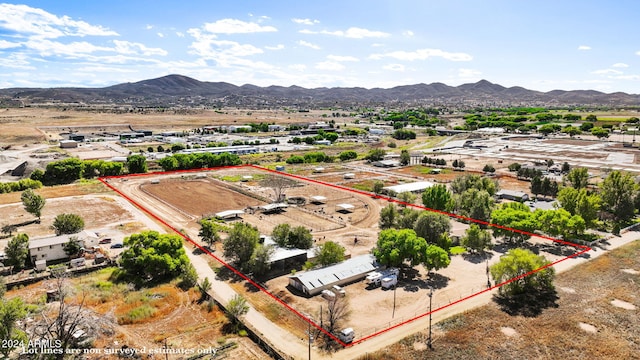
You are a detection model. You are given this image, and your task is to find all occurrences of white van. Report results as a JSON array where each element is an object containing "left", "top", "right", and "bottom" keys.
[
  {"left": 381, "top": 275, "right": 398, "bottom": 289},
  {"left": 338, "top": 328, "right": 355, "bottom": 343}
]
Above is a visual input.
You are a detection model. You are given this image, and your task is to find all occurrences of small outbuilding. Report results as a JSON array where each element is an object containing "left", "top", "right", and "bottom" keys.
[
  {"left": 215, "top": 209, "right": 244, "bottom": 220},
  {"left": 336, "top": 203, "right": 355, "bottom": 213},
  {"left": 261, "top": 203, "right": 289, "bottom": 214},
  {"left": 59, "top": 140, "right": 78, "bottom": 148},
  {"left": 496, "top": 190, "right": 529, "bottom": 202},
  {"left": 383, "top": 181, "right": 435, "bottom": 194},
  {"left": 310, "top": 196, "right": 327, "bottom": 204}
]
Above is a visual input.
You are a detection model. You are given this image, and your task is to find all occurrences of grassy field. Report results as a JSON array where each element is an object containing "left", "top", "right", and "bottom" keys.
[{"left": 358, "top": 240, "right": 640, "bottom": 360}]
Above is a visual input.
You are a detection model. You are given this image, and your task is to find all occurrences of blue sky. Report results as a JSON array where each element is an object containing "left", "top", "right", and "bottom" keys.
[{"left": 1, "top": 1, "right": 640, "bottom": 93}]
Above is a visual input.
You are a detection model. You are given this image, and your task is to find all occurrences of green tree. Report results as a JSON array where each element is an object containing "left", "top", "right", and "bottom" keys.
[
  {"left": 63, "top": 236, "right": 82, "bottom": 257},
  {"left": 223, "top": 222, "right": 260, "bottom": 270},
  {"left": 126, "top": 154, "right": 147, "bottom": 174},
  {"left": 288, "top": 226, "right": 313, "bottom": 249},
  {"left": 52, "top": 213, "right": 84, "bottom": 235},
  {"left": 271, "top": 223, "right": 291, "bottom": 247},
  {"left": 591, "top": 127, "right": 609, "bottom": 138},
  {"left": 199, "top": 219, "right": 222, "bottom": 247},
  {"left": 397, "top": 191, "right": 417, "bottom": 205},
  {"left": 530, "top": 176, "right": 542, "bottom": 197},
  {"left": 21, "top": 188, "right": 46, "bottom": 222},
  {"left": 199, "top": 277, "right": 212, "bottom": 299},
  {"left": 600, "top": 170, "right": 637, "bottom": 222},
  {"left": 400, "top": 149, "right": 410, "bottom": 166},
  {"left": 180, "top": 263, "right": 199, "bottom": 289},
  {"left": 490, "top": 202, "right": 536, "bottom": 243},
  {"left": 44, "top": 158, "right": 84, "bottom": 184},
  {"left": 120, "top": 231, "right": 191, "bottom": 283},
  {"left": 0, "top": 297, "right": 29, "bottom": 358},
  {"left": 4, "top": 233, "right": 29, "bottom": 271},
  {"left": 461, "top": 224, "right": 492, "bottom": 253},
  {"left": 422, "top": 184, "right": 454, "bottom": 212},
  {"left": 314, "top": 241, "right": 346, "bottom": 266},
  {"left": 538, "top": 123, "right": 560, "bottom": 135},
  {"left": 561, "top": 162, "right": 571, "bottom": 173},
  {"left": 338, "top": 150, "right": 358, "bottom": 161},
  {"left": 379, "top": 204, "right": 398, "bottom": 229},
  {"left": 561, "top": 126, "right": 581, "bottom": 137},
  {"left": 507, "top": 163, "right": 521, "bottom": 172},
  {"left": 580, "top": 121, "right": 594, "bottom": 131},
  {"left": 483, "top": 164, "right": 495, "bottom": 173},
  {"left": 397, "top": 207, "right": 420, "bottom": 229},
  {"left": 413, "top": 212, "right": 451, "bottom": 250},
  {"left": 533, "top": 209, "right": 586, "bottom": 239},
  {"left": 450, "top": 174, "right": 499, "bottom": 196},
  {"left": 226, "top": 294, "right": 249, "bottom": 332},
  {"left": 373, "top": 229, "right": 428, "bottom": 268},
  {"left": 372, "top": 180, "right": 385, "bottom": 194},
  {"left": 564, "top": 167, "right": 589, "bottom": 189},
  {"left": 456, "top": 189, "right": 495, "bottom": 223},
  {"left": 365, "top": 149, "right": 386, "bottom": 162},
  {"left": 249, "top": 244, "right": 274, "bottom": 275},
  {"left": 491, "top": 248, "right": 555, "bottom": 296},
  {"left": 422, "top": 245, "right": 450, "bottom": 275},
  {"left": 556, "top": 187, "right": 601, "bottom": 227}
]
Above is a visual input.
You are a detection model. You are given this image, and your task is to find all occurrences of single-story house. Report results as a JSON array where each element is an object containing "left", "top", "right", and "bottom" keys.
[
  {"left": 310, "top": 196, "right": 327, "bottom": 204},
  {"left": 496, "top": 189, "right": 529, "bottom": 202},
  {"left": 288, "top": 254, "right": 378, "bottom": 296}
]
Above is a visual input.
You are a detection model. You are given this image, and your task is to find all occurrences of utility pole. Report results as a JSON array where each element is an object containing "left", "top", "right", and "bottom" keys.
[{"left": 427, "top": 286, "right": 434, "bottom": 350}]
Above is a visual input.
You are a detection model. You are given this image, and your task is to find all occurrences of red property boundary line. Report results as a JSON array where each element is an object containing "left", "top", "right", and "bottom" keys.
[{"left": 99, "top": 164, "right": 592, "bottom": 348}]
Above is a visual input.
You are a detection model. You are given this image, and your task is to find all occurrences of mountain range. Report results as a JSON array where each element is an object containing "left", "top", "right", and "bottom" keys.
[{"left": 1, "top": 74, "right": 639, "bottom": 108}]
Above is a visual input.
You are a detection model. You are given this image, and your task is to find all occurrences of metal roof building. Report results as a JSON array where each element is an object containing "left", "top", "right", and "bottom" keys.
[
  {"left": 383, "top": 181, "right": 435, "bottom": 194},
  {"left": 288, "top": 254, "right": 378, "bottom": 296}
]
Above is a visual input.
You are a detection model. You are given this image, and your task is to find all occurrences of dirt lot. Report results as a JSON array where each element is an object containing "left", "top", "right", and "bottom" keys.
[
  {"left": 359, "top": 239, "right": 640, "bottom": 360},
  {"left": 5, "top": 269, "right": 268, "bottom": 360},
  {"left": 107, "top": 166, "right": 589, "bottom": 347}
]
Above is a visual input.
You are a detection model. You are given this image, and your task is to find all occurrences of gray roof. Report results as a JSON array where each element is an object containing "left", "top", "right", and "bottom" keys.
[
  {"left": 289, "top": 254, "right": 377, "bottom": 292},
  {"left": 29, "top": 230, "right": 97, "bottom": 249},
  {"left": 263, "top": 236, "right": 307, "bottom": 263}
]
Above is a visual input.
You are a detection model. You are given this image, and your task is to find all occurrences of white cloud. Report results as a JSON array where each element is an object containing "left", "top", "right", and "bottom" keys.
[
  {"left": 612, "top": 74, "right": 640, "bottom": 80},
  {"left": 145, "top": 25, "right": 153, "bottom": 30},
  {"left": 327, "top": 55, "right": 359, "bottom": 62},
  {"left": 74, "top": 65, "right": 137, "bottom": 73},
  {"left": 25, "top": 38, "right": 111, "bottom": 57},
  {"left": 458, "top": 68, "right": 482, "bottom": 78},
  {"left": 578, "top": 45, "right": 591, "bottom": 50},
  {"left": 301, "top": 27, "right": 390, "bottom": 39},
  {"left": 315, "top": 61, "right": 345, "bottom": 71},
  {"left": 403, "top": 30, "right": 414, "bottom": 37},
  {"left": 612, "top": 63, "right": 629, "bottom": 68},
  {"left": 298, "top": 40, "right": 320, "bottom": 50},
  {"left": 636, "top": 50, "right": 640, "bottom": 56},
  {"left": 202, "top": 19, "right": 277, "bottom": 34},
  {"left": 176, "top": 32, "right": 185, "bottom": 38},
  {"left": 289, "top": 64, "right": 306, "bottom": 71},
  {"left": 591, "top": 68, "right": 623, "bottom": 75},
  {"left": 157, "top": 32, "right": 164, "bottom": 38},
  {"left": 292, "top": 18, "right": 319, "bottom": 25},
  {"left": 113, "top": 40, "right": 167, "bottom": 56},
  {"left": 370, "top": 48, "right": 472, "bottom": 62},
  {"left": 0, "top": 3, "right": 118, "bottom": 38},
  {"left": 265, "top": 44, "right": 285, "bottom": 50},
  {"left": 383, "top": 64, "right": 404, "bottom": 72},
  {"left": 0, "top": 40, "right": 21, "bottom": 49}
]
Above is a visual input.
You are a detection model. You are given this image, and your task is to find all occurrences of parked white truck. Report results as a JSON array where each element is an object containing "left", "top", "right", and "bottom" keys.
[
  {"left": 338, "top": 328, "right": 355, "bottom": 343},
  {"left": 365, "top": 267, "right": 399, "bottom": 287}
]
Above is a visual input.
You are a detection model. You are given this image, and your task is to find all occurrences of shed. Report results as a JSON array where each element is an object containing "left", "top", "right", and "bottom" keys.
[
  {"left": 343, "top": 173, "right": 356, "bottom": 179},
  {"left": 215, "top": 209, "right": 244, "bottom": 220},
  {"left": 372, "top": 160, "right": 401, "bottom": 168},
  {"left": 310, "top": 196, "right": 327, "bottom": 204},
  {"left": 261, "top": 203, "right": 289, "bottom": 213},
  {"left": 288, "top": 254, "right": 378, "bottom": 296},
  {"left": 336, "top": 203, "right": 355, "bottom": 213},
  {"left": 59, "top": 140, "right": 78, "bottom": 148},
  {"left": 383, "top": 181, "right": 435, "bottom": 194},
  {"left": 496, "top": 190, "right": 529, "bottom": 202},
  {"left": 263, "top": 237, "right": 308, "bottom": 270}
]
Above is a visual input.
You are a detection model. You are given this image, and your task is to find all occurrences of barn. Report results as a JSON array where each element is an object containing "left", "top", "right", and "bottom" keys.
[{"left": 288, "top": 254, "right": 378, "bottom": 296}]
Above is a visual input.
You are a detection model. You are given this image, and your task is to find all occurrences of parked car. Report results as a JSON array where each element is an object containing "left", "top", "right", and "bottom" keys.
[
  {"left": 338, "top": 328, "right": 355, "bottom": 343},
  {"left": 98, "top": 238, "right": 112, "bottom": 244},
  {"left": 110, "top": 243, "right": 123, "bottom": 249}
]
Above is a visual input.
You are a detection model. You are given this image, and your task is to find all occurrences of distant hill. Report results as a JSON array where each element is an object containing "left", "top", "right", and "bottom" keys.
[{"left": 1, "top": 74, "right": 639, "bottom": 108}]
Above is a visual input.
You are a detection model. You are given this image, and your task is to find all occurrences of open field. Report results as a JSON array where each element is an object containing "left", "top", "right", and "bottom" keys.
[
  {"left": 359, "top": 239, "right": 640, "bottom": 360},
  {"left": 5, "top": 268, "right": 268, "bottom": 359}
]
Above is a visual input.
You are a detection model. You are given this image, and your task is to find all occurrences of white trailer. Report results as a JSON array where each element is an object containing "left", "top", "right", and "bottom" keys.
[{"left": 381, "top": 275, "right": 398, "bottom": 289}]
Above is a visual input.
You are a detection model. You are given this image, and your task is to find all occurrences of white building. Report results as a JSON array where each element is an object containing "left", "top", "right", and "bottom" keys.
[{"left": 29, "top": 230, "right": 98, "bottom": 263}]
